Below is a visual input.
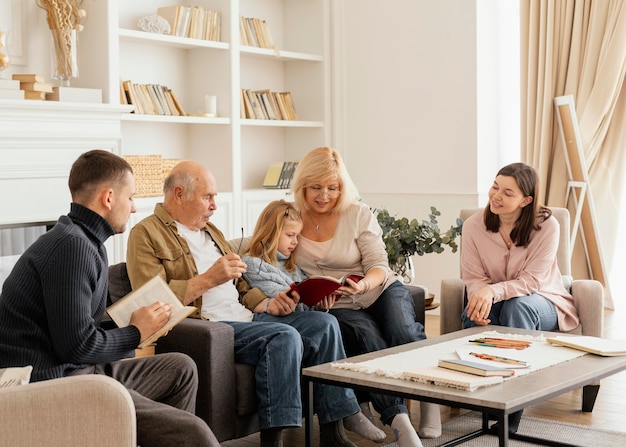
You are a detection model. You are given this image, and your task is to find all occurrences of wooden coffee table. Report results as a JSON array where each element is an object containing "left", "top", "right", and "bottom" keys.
[{"left": 302, "top": 326, "right": 626, "bottom": 447}]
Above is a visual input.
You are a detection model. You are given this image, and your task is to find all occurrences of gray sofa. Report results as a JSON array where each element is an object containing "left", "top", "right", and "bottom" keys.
[{"left": 108, "top": 262, "right": 426, "bottom": 442}]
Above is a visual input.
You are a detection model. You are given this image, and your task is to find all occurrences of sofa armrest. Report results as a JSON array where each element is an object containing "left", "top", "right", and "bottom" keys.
[
  {"left": 405, "top": 285, "right": 426, "bottom": 326},
  {"left": 440, "top": 278, "right": 465, "bottom": 335},
  {"left": 155, "top": 318, "right": 237, "bottom": 440},
  {"left": 0, "top": 375, "right": 136, "bottom": 447},
  {"left": 571, "top": 279, "right": 604, "bottom": 338}
]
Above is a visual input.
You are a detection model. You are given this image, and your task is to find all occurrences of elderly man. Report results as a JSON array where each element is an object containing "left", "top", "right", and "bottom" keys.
[{"left": 126, "top": 160, "right": 385, "bottom": 447}]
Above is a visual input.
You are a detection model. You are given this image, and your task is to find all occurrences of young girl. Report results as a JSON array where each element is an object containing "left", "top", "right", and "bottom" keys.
[
  {"left": 242, "top": 200, "right": 332, "bottom": 311},
  {"left": 242, "top": 199, "right": 386, "bottom": 442}
]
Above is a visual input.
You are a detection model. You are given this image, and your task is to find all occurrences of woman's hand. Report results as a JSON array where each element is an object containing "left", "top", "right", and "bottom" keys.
[
  {"left": 337, "top": 277, "right": 370, "bottom": 297},
  {"left": 466, "top": 286, "right": 495, "bottom": 325}
]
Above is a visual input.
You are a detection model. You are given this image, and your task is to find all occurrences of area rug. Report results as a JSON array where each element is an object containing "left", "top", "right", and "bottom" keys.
[{"left": 381, "top": 411, "right": 626, "bottom": 447}]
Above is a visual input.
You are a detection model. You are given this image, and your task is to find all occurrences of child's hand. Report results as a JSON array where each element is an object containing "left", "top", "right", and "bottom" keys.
[
  {"left": 316, "top": 295, "right": 337, "bottom": 311},
  {"left": 266, "top": 290, "right": 299, "bottom": 315}
]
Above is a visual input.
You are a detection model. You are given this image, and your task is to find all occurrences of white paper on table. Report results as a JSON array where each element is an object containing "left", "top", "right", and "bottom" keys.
[{"left": 456, "top": 348, "right": 530, "bottom": 369}]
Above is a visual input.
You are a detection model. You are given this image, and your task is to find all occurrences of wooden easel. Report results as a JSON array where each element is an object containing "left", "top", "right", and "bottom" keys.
[{"left": 553, "top": 95, "right": 612, "bottom": 308}]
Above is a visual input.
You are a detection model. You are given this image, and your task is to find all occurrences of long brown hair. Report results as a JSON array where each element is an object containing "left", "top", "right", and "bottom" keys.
[
  {"left": 484, "top": 162, "right": 551, "bottom": 247},
  {"left": 247, "top": 200, "right": 302, "bottom": 272}
]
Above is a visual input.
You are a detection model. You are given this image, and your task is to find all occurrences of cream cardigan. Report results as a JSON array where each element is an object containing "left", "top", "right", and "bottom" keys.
[{"left": 294, "top": 202, "right": 398, "bottom": 309}]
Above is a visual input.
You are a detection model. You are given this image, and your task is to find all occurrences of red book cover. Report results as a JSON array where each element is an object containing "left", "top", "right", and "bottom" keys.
[{"left": 288, "top": 273, "right": 364, "bottom": 307}]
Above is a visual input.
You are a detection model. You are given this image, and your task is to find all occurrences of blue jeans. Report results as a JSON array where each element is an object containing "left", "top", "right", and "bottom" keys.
[
  {"left": 331, "top": 280, "right": 426, "bottom": 425},
  {"left": 462, "top": 293, "right": 558, "bottom": 331},
  {"left": 226, "top": 311, "right": 359, "bottom": 429}
]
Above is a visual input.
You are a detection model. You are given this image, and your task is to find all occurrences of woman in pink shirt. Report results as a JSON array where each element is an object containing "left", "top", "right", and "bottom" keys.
[
  {"left": 461, "top": 162, "right": 578, "bottom": 330},
  {"left": 461, "top": 162, "right": 579, "bottom": 433}
]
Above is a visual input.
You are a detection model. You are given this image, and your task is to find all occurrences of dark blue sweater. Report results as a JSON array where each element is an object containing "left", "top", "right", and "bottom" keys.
[{"left": 0, "top": 203, "right": 140, "bottom": 381}]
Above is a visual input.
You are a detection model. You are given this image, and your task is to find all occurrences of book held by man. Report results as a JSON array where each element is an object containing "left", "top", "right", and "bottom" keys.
[
  {"left": 107, "top": 276, "right": 196, "bottom": 349},
  {"left": 288, "top": 273, "right": 364, "bottom": 307},
  {"left": 438, "top": 359, "right": 515, "bottom": 377}
]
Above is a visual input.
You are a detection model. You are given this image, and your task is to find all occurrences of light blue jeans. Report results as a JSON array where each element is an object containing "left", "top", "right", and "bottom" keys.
[
  {"left": 331, "top": 280, "right": 426, "bottom": 425},
  {"left": 225, "top": 311, "right": 359, "bottom": 429},
  {"left": 462, "top": 293, "right": 558, "bottom": 331}
]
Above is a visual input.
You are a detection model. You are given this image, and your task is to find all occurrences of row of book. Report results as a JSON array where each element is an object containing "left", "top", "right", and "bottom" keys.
[
  {"left": 239, "top": 16, "right": 274, "bottom": 49},
  {"left": 241, "top": 89, "right": 298, "bottom": 121},
  {"left": 157, "top": 5, "right": 221, "bottom": 41},
  {"left": 15, "top": 74, "right": 54, "bottom": 101},
  {"left": 263, "top": 161, "right": 299, "bottom": 189},
  {"left": 0, "top": 74, "right": 101, "bottom": 103},
  {"left": 120, "top": 80, "right": 186, "bottom": 116}
]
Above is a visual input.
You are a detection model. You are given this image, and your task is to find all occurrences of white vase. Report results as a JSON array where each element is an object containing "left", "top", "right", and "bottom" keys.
[
  {"left": 50, "top": 29, "right": 78, "bottom": 86},
  {"left": 392, "top": 256, "right": 415, "bottom": 284}
]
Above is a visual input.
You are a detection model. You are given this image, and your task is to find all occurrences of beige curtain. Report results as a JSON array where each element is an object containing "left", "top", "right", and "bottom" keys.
[{"left": 521, "top": 0, "right": 626, "bottom": 307}]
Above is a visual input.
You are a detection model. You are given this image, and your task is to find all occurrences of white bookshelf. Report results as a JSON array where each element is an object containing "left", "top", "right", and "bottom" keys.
[{"left": 78, "top": 0, "right": 331, "bottom": 246}]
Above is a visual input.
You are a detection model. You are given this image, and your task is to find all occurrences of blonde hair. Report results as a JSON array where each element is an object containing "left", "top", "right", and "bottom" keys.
[
  {"left": 292, "top": 147, "right": 360, "bottom": 213},
  {"left": 247, "top": 200, "right": 302, "bottom": 272}
]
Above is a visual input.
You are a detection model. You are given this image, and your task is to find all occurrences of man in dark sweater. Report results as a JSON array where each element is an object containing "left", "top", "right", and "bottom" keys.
[{"left": 0, "top": 150, "right": 219, "bottom": 447}]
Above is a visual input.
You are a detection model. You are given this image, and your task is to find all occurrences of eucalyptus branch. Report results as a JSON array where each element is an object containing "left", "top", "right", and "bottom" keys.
[{"left": 374, "top": 207, "right": 463, "bottom": 267}]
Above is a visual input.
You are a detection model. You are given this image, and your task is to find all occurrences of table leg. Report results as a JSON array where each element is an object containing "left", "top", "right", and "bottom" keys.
[
  {"left": 582, "top": 384, "right": 600, "bottom": 412},
  {"left": 497, "top": 413, "right": 509, "bottom": 447},
  {"left": 304, "top": 379, "right": 314, "bottom": 447}
]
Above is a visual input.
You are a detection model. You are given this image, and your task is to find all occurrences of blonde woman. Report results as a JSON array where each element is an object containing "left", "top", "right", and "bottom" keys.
[{"left": 291, "top": 147, "right": 442, "bottom": 447}]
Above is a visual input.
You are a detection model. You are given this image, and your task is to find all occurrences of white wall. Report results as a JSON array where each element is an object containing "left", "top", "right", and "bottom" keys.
[
  {"left": 0, "top": 2, "right": 55, "bottom": 81},
  {"left": 332, "top": 0, "right": 520, "bottom": 299},
  {"left": 1, "top": 0, "right": 521, "bottom": 298}
]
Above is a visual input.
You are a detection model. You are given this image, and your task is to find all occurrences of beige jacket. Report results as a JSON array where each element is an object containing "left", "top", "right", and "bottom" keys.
[{"left": 126, "top": 203, "right": 267, "bottom": 317}]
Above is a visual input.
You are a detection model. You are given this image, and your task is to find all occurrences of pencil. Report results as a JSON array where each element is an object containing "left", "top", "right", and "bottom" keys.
[
  {"left": 469, "top": 338, "right": 531, "bottom": 349},
  {"left": 469, "top": 351, "right": 528, "bottom": 366}
]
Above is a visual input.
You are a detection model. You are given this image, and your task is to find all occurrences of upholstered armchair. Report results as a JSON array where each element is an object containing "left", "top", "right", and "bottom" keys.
[
  {"left": 108, "top": 261, "right": 259, "bottom": 442},
  {"left": 440, "top": 207, "right": 604, "bottom": 411},
  {"left": 0, "top": 375, "right": 136, "bottom": 447}
]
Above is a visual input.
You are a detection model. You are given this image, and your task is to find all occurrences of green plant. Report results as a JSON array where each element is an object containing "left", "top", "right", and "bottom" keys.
[{"left": 374, "top": 207, "right": 463, "bottom": 268}]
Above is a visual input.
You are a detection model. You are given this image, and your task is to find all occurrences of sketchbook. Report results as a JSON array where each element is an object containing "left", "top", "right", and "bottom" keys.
[
  {"left": 402, "top": 366, "right": 503, "bottom": 391},
  {"left": 107, "top": 276, "right": 196, "bottom": 349},
  {"left": 438, "top": 359, "right": 515, "bottom": 377},
  {"left": 547, "top": 335, "right": 626, "bottom": 356},
  {"left": 288, "top": 273, "right": 364, "bottom": 307}
]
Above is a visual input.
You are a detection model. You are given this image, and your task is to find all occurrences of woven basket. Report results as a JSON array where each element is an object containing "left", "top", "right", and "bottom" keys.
[
  {"left": 162, "top": 158, "right": 187, "bottom": 180},
  {"left": 124, "top": 155, "right": 163, "bottom": 197},
  {"left": 124, "top": 156, "right": 188, "bottom": 197}
]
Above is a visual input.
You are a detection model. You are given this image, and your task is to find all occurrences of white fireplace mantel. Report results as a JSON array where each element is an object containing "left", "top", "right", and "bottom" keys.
[{"left": 0, "top": 100, "right": 131, "bottom": 227}]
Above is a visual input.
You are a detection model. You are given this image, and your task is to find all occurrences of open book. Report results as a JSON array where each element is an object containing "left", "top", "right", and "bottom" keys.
[
  {"left": 107, "top": 276, "right": 196, "bottom": 349},
  {"left": 288, "top": 273, "right": 364, "bottom": 307}
]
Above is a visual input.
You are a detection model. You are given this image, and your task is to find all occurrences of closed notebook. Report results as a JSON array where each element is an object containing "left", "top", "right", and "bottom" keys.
[
  {"left": 402, "top": 366, "right": 503, "bottom": 391},
  {"left": 438, "top": 359, "right": 515, "bottom": 377},
  {"left": 547, "top": 335, "right": 626, "bottom": 356}
]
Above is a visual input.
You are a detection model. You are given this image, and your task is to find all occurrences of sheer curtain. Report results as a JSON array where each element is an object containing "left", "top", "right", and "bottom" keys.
[{"left": 521, "top": 0, "right": 626, "bottom": 308}]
